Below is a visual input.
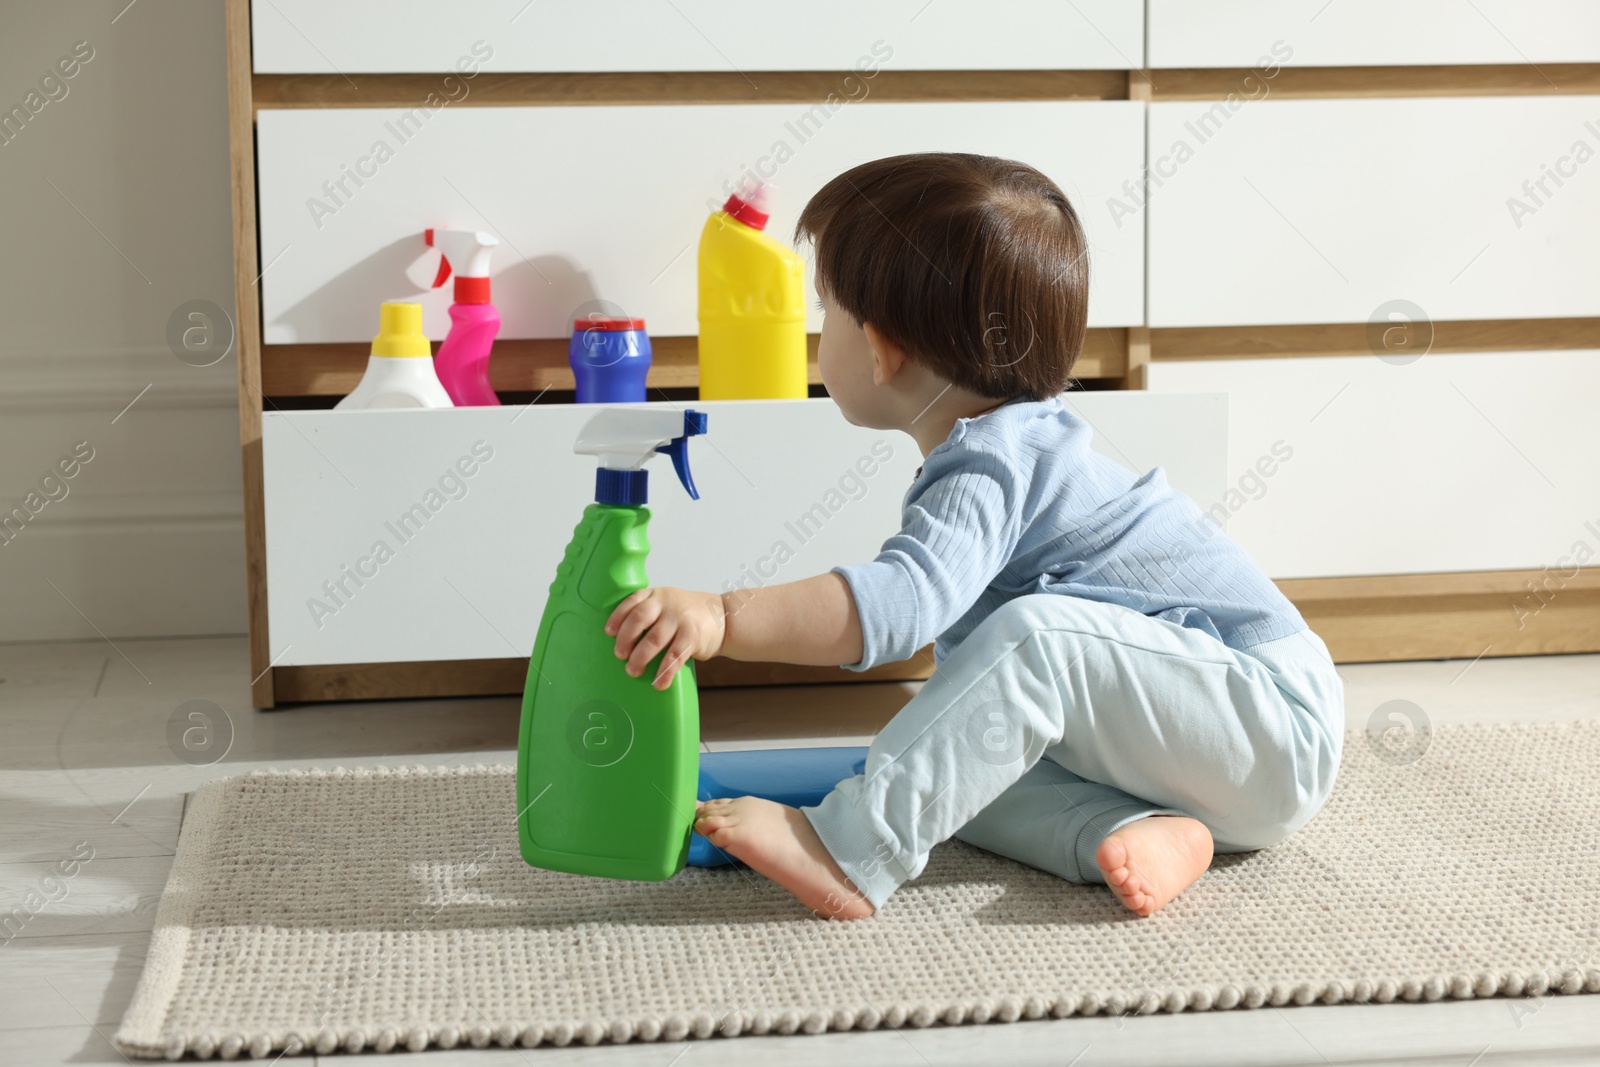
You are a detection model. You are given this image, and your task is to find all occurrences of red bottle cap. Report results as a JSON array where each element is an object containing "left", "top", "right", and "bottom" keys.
[
  {"left": 572, "top": 317, "right": 646, "bottom": 332},
  {"left": 722, "top": 193, "right": 769, "bottom": 231},
  {"left": 454, "top": 276, "right": 491, "bottom": 304},
  {"left": 426, "top": 229, "right": 493, "bottom": 304}
]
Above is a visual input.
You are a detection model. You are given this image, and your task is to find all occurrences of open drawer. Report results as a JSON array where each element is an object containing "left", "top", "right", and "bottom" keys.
[{"left": 261, "top": 394, "right": 1228, "bottom": 679}]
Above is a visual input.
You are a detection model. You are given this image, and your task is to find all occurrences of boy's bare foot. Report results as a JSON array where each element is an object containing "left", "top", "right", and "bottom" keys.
[
  {"left": 695, "top": 796, "right": 875, "bottom": 920},
  {"left": 1095, "top": 814, "right": 1214, "bottom": 917}
]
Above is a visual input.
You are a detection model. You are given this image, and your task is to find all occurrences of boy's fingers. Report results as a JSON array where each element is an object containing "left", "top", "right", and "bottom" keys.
[
  {"left": 604, "top": 589, "right": 651, "bottom": 636},
  {"left": 653, "top": 636, "right": 696, "bottom": 689},
  {"left": 626, "top": 620, "right": 675, "bottom": 678},
  {"left": 612, "top": 597, "right": 663, "bottom": 658}
]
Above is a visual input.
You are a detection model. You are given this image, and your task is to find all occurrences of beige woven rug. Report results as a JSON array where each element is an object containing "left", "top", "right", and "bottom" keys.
[{"left": 116, "top": 721, "right": 1600, "bottom": 1059}]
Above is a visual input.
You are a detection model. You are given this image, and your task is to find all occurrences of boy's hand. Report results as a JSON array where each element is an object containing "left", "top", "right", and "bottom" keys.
[{"left": 604, "top": 587, "right": 727, "bottom": 690}]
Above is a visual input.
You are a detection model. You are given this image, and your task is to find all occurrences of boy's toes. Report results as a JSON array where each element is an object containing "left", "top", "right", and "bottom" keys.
[
  {"left": 1094, "top": 815, "right": 1214, "bottom": 918},
  {"left": 703, "top": 827, "right": 737, "bottom": 850},
  {"left": 1097, "top": 837, "right": 1131, "bottom": 885},
  {"left": 1097, "top": 838, "right": 1155, "bottom": 913},
  {"left": 695, "top": 798, "right": 747, "bottom": 837}
]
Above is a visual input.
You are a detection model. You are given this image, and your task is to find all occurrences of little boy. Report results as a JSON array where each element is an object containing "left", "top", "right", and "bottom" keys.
[{"left": 605, "top": 152, "right": 1344, "bottom": 920}]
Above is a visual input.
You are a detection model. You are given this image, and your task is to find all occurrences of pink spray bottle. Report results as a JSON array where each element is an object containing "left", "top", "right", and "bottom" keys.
[{"left": 426, "top": 228, "right": 502, "bottom": 406}]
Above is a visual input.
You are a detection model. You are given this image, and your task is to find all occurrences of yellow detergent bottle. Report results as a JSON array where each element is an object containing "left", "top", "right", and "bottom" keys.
[{"left": 696, "top": 180, "right": 808, "bottom": 400}]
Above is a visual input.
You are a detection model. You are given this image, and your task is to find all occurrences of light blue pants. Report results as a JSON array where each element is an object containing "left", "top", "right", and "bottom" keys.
[{"left": 801, "top": 594, "right": 1345, "bottom": 911}]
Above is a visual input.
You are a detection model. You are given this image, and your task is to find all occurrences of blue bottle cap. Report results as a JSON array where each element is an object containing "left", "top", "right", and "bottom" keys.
[{"left": 595, "top": 468, "right": 648, "bottom": 506}]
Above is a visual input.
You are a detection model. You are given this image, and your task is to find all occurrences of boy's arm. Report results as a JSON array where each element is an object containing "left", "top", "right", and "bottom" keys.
[
  {"left": 610, "top": 442, "right": 1022, "bottom": 685},
  {"left": 605, "top": 573, "right": 863, "bottom": 689},
  {"left": 719, "top": 572, "right": 863, "bottom": 667}
]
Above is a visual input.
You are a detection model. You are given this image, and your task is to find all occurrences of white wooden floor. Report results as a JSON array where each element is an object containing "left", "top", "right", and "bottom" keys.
[{"left": 2, "top": 636, "right": 1597, "bottom": 1066}]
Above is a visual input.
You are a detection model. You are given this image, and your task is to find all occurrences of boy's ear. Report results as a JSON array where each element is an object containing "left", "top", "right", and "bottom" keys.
[{"left": 862, "top": 322, "right": 907, "bottom": 386}]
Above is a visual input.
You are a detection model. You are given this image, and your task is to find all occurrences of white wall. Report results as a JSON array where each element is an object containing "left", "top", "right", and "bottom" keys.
[{"left": 0, "top": 1, "right": 245, "bottom": 642}]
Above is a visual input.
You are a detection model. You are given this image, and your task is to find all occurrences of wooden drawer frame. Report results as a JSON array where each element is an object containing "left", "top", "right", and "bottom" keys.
[{"left": 225, "top": 0, "right": 1600, "bottom": 706}]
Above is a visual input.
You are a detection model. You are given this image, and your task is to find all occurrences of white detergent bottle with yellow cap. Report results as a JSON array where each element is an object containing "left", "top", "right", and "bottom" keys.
[
  {"left": 697, "top": 179, "right": 807, "bottom": 400},
  {"left": 335, "top": 301, "right": 455, "bottom": 410}
]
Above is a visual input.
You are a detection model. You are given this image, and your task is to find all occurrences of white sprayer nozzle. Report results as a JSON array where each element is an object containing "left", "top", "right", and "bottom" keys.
[
  {"left": 739, "top": 179, "right": 775, "bottom": 215},
  {"left": 426, "top": 228, "right": 499, "bottom": 280},
  {"left": 575, "top": 408, "right": 708, "bottom": 502},
  {"left": 574, "top": 409, "right": 690, "bottom": 471}
]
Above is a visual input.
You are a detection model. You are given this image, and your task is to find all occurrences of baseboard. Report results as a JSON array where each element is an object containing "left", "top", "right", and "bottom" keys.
[
  {"left": 0, "top": 347, "right": 245, "bottom": 642},
  {"left": 0, "top": 512, "right": 247, "bottom": 642},
  {"left": 0, "top": 348, "right": 238, "bottom": 413},
  {"left": 1278, "top": 569, "right": 1600, "bottom": 664}
]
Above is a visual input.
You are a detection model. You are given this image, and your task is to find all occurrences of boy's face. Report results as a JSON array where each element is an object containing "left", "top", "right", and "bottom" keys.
[{"left": 816, "top": 288, "right": 891, "bottom": 429}]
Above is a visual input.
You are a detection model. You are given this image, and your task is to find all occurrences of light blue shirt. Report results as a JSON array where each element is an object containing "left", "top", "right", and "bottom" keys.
[{"left": 833, "top": 395, "right": 1307, "bottom": 671}]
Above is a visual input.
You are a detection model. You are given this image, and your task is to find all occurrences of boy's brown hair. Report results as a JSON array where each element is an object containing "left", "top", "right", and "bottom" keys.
[{"left": 796, "top": 152, "right": 1089, "bottom": 400}]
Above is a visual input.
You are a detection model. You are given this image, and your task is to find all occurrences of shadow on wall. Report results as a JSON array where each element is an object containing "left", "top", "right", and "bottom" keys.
[
  {"left": 272, "top": 243, "right": 603, "bottom": 342},
  {"left": 275, "top": 236, "right": 429, "bottom": 341},
  {"left": 501, "top": 254, "right": 602, "bottom": 335}
]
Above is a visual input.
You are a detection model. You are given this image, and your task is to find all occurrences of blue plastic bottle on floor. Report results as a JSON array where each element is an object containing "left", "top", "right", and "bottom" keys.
[
  {"left": 570, "top": 317, "right": 651, "bottom": 402},
  {"left": 687, "top": 746, "right": 869, "bottom": 867}
]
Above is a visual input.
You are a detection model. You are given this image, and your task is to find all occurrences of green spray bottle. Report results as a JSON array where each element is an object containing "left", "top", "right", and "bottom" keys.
[{"left": 517, "top": 408, "right": 708, "bottom": 881}]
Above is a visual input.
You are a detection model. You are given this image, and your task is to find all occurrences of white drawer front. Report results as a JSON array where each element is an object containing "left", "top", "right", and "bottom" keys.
[
  {"left": 1148, "top": 0, "right": 1600, "bottom": 68},
  {"left": 251, "top": 1, "right": 1142, "bottom": 73},
  {"left": 1147, "top": 351, "right": 1600, "bottom": 579},
  {"left": 263, "top": 394, "right": 1226, "bottom": 666},
  {"left": 256, "top": 101, "right": 1147, "bottom": 346},
  {"left": 1145, "top": 96, "right": 1600, "bottom": 327}
]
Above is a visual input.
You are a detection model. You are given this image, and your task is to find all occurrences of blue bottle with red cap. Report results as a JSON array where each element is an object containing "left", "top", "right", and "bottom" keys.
[{"left": 570, "top": 316, "right": 652, "bottom": 403}]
